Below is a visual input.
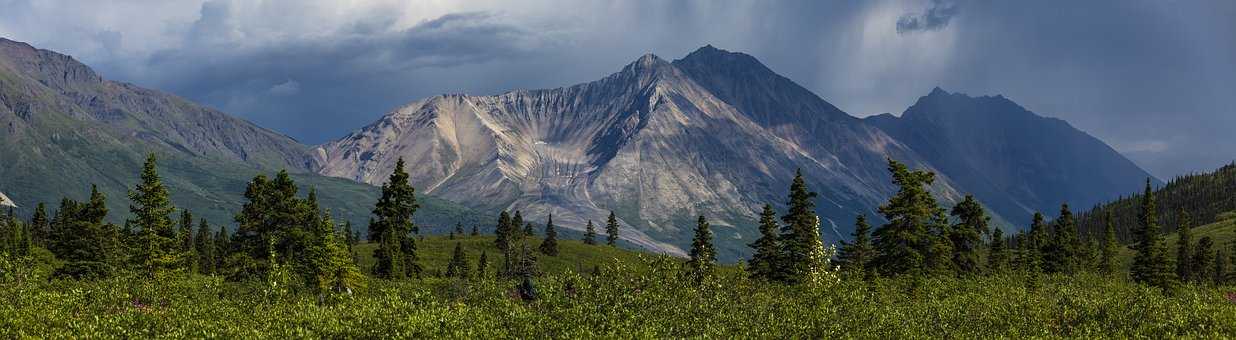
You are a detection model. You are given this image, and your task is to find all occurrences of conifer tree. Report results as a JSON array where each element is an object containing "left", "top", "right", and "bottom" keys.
[
  {"left": 583, "top": 220, "right": 597, "bottom": 245},
  {"left": 1213, "top": 249, "right": 1229, "bottom": 285},
  {"left": 1175, "top": 210, "right": 1194, "bottom": 282},
  {"left": 1043, "top": 203, "right": 1081, "bottom": 274},
  {"left": 178, "top": 210, "right": 196, "bottom": 271},
  {"left": 605, "top": 211, "right": 619, "bottom": 246},
  {"left": 494, "top": 211, "right": 512, "bottom": 251},
  {"left": 949, "top": 195, "right": 988, "bottom": 275},
  {"left": 686, "top": 215, "right": 716, "bottom": 280},
  {"left": 524, "top": 221, "right": 535, "bottom": 237},
  {"left": 872, "top": 160, "right": 946, "bottom": 277},
  {"left": 477, "top": 250, "right": 488, "bottom": 278},
  {"left": 129, "top": 154, "right": 178, "bottom": 277},
  {"left": 779, "top": 169, "right": 823, "bottom": 282},
  {"left": 988, "top": 228, "right": 1010, "bottom": 273},
  {"left": 1100, "top": 211, "right": 1118, "bottom": 275},
  {"left": 445, "top": 242, "right": 470, "bottom": 279},
  {"left": 1131, "top": 179, "right": 1173, "bottom": 288},
  {"left": 195, "top": 219, "right": 214, "bottom": 274},
  {"left": 836, "top": 214, "right": 874, "bottom": 278},
  {"left": 214, "top": 226, "right": 229, "bottom": 273},
  {"left": 1027, "top": 212, "right": 1048, "bottom": 273},
  {"left": 512, "top": 211, "right": 525, "bottom": 243},
  {"left": 370, "top": 158, "right": 420, "bottom": 279},
  {"left": 1191, "top": 236, "right": 1214, "bottom": 284},
  {"left": 30, "top": 202, "right": 48, "bottom": 247},
  {"left": 746, "top": 204, "right": 781, "bottom": 280},
  {"left": 539, "top": 214, "right": 559, "bottom": 256},
  {"left": 471, "top": 225, "right": 479, "bottom": 236},
  {"left": 343, "top": 221, "right": 356, "bottom": 250},
  {"left": 50, "top": 187, "right": 120, "bottom": 279},
  {"left": 309, "top": 210, "right": 365, "bottom": 292}
]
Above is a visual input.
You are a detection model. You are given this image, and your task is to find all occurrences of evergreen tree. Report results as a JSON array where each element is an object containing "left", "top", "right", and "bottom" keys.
[
  {"left": 30, "top": 202, "right": 48, "bottom": 247},
  {"left": 778, "top": 169, "right": 824, "bottom": 282},
  {"left": 1100, "top": 211, "right": 1118, "bottom": 275},
  {"left": 988, "top": 228, "right": 1010, "bottom": 273},
  {"left": 512, "top": 211, "right": 525, "bottom": 243},
  {"left": 1130, "top": 178, "right": 1173, "bottom": 288},
  {"left": 686, "top": 215, "right": 716, "bottom": 280},
  {"left": 524, "top": 221, "right": 535, "bottom": 237},
  {"left": 445, "top": 242, "right": 471, "bottom": 279},
  {"left": 539, "top": 214, "right": 559, "bottom": 256},
  {"left": 195, "top": 219, "right": 214, "bottom": 274},
  {"left": 1043, "top": 203, "right": 1081, "bottom": 274},
  {"left": 370, "top": 158, "right": 420, "bottom": 279},
  {"left": 471, "top": 225, "right": 479, "bottom": 236},
  {"left": 583, "top": 220, "right": 597, "bottom": 245},
  {"left": 128, "top": 154, "right": 179, "bottom": 277},
  {"left": 1027, "top": 212, "right": 1048, "bottom": 272},
  {"left": 494, "top": 211, "right": 512, "bottom": 251},
  {"left": 605, "top": 212, "right": 620, "bottom": 246},
  {"left": 214, "top": 226, "right": 228, "bottom": 273},
  {"left": 343, "top": 221, "right": 356, "bottom": 250},
  {"left": 1213, "top": 249, "right": 1229, "bottom": 285},
  {"left": 477, "top": 250, "right": 489, "bottom": 278},
  {"left": 836, "top": 214, "right": 874, "bottom": 278},
  {"left": 949, "top": 195, "right": 988, "bottom": 275},
  {"left": 746, "top": 204, "right": 781, "bottom": 281},
  {"left": 308, "top": 210, "right": 365, "bottom": 292},
  {"left": 872, "top": 160, "right": 946, "bottom": 277},
  {"left": 1191, "top": 236, "right": 1214, "bottom": 284},
  {"left": 1175, "top": 210, "right": 1194, "bottom": 282},
  {"left": 178, "top": 210, "right": 196, "bottom": 272},
  {"left": 49, "top": 187, "right": 120, "bottom": 279}
]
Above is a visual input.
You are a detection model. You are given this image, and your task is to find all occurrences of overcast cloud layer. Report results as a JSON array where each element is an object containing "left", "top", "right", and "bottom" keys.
[{"left": 1, "top": 0, "right": 1233, "bottom": 179}]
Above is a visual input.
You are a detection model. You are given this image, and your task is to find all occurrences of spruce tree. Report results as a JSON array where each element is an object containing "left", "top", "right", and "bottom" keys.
[
  {"left": 1175, "top": 210, "right": 1193, "bottom": 282},
  {"left": 214, "top": 226, "right": 229, "bottom": 273},
  {"left": 512, "top": 211, "right": 525, "bottom": 243},
  {"left": 1027, "top": 212, "right": 1048, "bottom": 273},
  {"left": 778, "top": 169, "right": 823, "bottom": 282},
  {"left": 988, "top": 228, "right": 1010, "bottom": 273},
  {"left": 1130, "top": 178, "right": 1173, "bottom": 288},
  {"left": 524, "top": 221, "right": 535, "bottom": 237},
  {"left": 1043, "top": 203, "right": 1080, "bottom": 274},
  {"left": 836, "top": 214, "right": 874, "bottom": 278},
  {"left": 949, "top": 195, "right": 988, "bottom": 275},
  {"left": 872, "top": 160, "right": 946, "bottom": 277},
  {"left": 605, "top": 212, "right": 619, "bottom": 246},
  {"left": 1100, "top": 211, "right": 1118, "bottom": 275},
  {"left": 477, "top": 250, "right": 489, "bottom": 278},
  {"left": 686, "top": 215, "right": 716, "bottom": 280},
  {"left": 178, "top": 210, "right": 196, "bottom": 271},
  {"left": 1191, "top": 236, "right": 1214, "bottom": 284},
  {"left": 1213, "top": 249, "right": 1229, "bottom": 285},
  {"left": 30, "top": 202, "right": 48, "bottom": 247},
  {"left": 195, "top": 219, "right": 214, "bottom": 274},
  {"left": 495, "top": 211, "right": 512, "bottom": 251},
  {"left": 746, "top": 204, "right": 781, "bottom": 280},
  {"left": 129, "top": 154, "right": 178, "bottom": 277},
  {"left": 370, "top": 158, "right": 420, "bottom": 279},
  {"left": 583, "top": 220, "right": 597, "bottom": 245},
  {"left": 539, "top": 214, "right": 559, "bottom": 256},
  {"left": 50, "top": 187, "right": 119, "bottom": 279},
  {"left": 309, "top": 210, "right": 365, "bottom": 292},
  {"left": 471, "top": 225, "right": 479, "bottom": 236},
  {"left": 445, "top": 242, "right": 470, "bottom": 279}
]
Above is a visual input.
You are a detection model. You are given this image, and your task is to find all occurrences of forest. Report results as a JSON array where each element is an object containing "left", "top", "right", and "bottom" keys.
[{"left": 1, "top": 155, "right": 1234, "bottom": 338}]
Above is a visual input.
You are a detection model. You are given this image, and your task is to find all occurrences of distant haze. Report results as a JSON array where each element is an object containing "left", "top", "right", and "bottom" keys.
[{"left": 1, "top": 0, "right": 1232, "bottom": 178}]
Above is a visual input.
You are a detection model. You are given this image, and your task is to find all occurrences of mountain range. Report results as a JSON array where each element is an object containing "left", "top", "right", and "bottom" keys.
[{"left": 0, "top": 39, "right": 1158, "bottom": 260}]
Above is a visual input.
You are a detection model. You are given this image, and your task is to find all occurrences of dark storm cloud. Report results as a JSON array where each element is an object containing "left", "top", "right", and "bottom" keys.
[{"left": 896, "top": 0, "right": 960, "bottom": 34}]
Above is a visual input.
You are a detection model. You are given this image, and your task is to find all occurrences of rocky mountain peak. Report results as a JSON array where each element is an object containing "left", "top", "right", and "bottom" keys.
[{"left": 0, "top": 37, "right": 102, "bottom": 90}]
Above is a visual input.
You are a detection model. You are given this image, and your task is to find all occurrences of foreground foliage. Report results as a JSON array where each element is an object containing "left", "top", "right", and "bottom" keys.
[{"left": 1, "top": 257, "right": 1233, "bottom": 338}]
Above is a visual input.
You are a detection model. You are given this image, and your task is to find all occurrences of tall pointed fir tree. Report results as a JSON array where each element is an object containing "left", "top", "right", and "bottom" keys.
[
  {"left": 777, "top": 169, "right": 822, "bottom": 283},
  {"left": 1175, "top": 210, "right": 1194, "bottom": 282},
  {"left": 1131, "top": 179, "right": 1173, "bottom": 288},
  {"left": 524, "top": 221, "right": 535, "bottom": 237},
  {"left": 949, "top": 195, "right": 988, "bottom": 275},
  {"left": 1043, "top": 203, "right": 1081, "bottom": 274},
  {"left": 30, "top": 202, "right": 48, "bottom": 247},
  {"left": 872, "top": 160, "right": 947, "bottom": 277},
  {"left": 370, "top": 158, "right": 420, "bottom": 279},
  {"left": 988, "top": 228, "right": 1010, "bottom": 273},
  {"left": 445, "top": 242, "right": 470, "bottom": 279},
  {"left": 129, "top": 154, "right": 179, "bottom": 277},
  {"left": 1100, "top": 210, "right": 1118, "bottom": 275},
  {"left": 1026, "top": 212, "right": 1048, "bottom": 273},
  {"left": 605, "top": 211, "right": 620, "bottom": 246},
  {"left": 540, "top": 214, "right": 559, "bottom": 256},
  {"left": 195, "top": 219, "right": 214, "bottom": 275},
  {"left": 746, "top": 204, "right": 781, "bottom": 280},
  {"left": 512, "top": 211, "right": 525, "bottom": 243},
  {"left": 477, "top": 250, "right": 489, "bottom": 278},
  {"left": 50, "top": 186, "right": 120, "bottom": 279},
  {"left": 836, "top": 214, "right": 875, "bottom": 278},
  {"left": 494, "top": 211, "right": 512, "bottom": 251},
  {"left": 583, "top": 220, "right": 597, "bottom": 245},
  {"left": 178, "top": 209, "right": 196, "bottom": 272},
  {"left": 686, "top": 215, "right": 716, "bottom": 280},
  {"left": 1190, "top": 236, "right": 1214, "bottom": 284},
  {"left": 213, "top": 226, "right": 228, "bottom": 274},
  {"left": 309, "top": 209, "right": 365, "bottom": 292}
]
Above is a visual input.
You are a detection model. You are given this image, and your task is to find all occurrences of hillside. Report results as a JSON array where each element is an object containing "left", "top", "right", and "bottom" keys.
[
  {"left": 1076, "top": 163, "right": 1236, "bottom": 242},
  {"left": 0, "top": 38, "right": 486, "bottom": 230}
]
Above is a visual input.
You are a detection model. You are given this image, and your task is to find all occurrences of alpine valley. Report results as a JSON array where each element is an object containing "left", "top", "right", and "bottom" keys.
[{"left": 0, "top": 39, "right": 1156, "bottom": 260}]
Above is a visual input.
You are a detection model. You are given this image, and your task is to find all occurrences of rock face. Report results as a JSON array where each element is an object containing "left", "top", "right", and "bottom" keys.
[
  {"left": 866, "top": 88, "right": 1160, "bottom": 225},
  {"left": 315, "top": 47, "right": 960, "bottom": 259}
]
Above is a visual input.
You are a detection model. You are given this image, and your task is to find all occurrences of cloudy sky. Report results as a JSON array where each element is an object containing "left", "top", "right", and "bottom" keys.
[{"left": 1, "top": 0, "right": 1232, "bottom": 178}]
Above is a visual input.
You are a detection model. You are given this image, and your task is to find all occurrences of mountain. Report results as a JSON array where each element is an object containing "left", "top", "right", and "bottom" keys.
[
  {"left": 866, "top": 88, "right": 1160, "bottom": 225},
  {"left": 1075, "top": 162, "right": 1236, "bottom": 243},
  {"left": 314, "top": 47, "right": 966, "bottom": 259},
  {"left": 0, "top": 38, "right": 486, "bottom": 230}
]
